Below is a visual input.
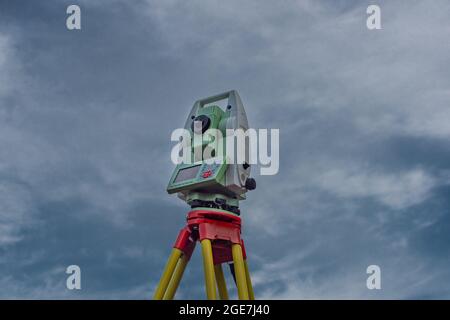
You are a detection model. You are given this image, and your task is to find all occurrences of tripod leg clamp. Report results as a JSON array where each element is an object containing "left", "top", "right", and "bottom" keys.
[{"left": 173, "top": 227, "right": 196, "bottom": 260}]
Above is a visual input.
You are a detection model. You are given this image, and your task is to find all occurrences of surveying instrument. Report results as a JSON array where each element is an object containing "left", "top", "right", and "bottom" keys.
[{"left": 153, "top": 90, "right": 257, "bottom": 300}]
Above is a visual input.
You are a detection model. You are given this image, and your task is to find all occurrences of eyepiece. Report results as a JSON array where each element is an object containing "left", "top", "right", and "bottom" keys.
[{"left": 191, "top": 115, "right": 211, "bottom": 134}]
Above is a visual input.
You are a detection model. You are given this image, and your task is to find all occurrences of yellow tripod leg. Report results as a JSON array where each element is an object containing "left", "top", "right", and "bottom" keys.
[
  {"left": 163, "top": 254, "right": 189, "bottom": 300},
  {"left": 231, "top": 244, "right": 249, "bottom": 300},
  {"left": 201, "top": 239, "right": 217, "bottom": 300},
  {"left": 244, "top": 260, "right": 255, "bottom": 300},
  {"left": 153, "top": 248, "right": 183, "bottom": 300},
  {"left": 214, "top": 264, "right": 229, "bottom": 300}
]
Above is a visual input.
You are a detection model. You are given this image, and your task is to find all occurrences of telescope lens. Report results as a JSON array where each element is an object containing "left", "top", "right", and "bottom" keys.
[{"left": 191, "top": 115, "right": 211, "bottom": 134}]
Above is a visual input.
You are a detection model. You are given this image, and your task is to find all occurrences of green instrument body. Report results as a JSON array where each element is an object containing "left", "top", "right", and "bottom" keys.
[
  {"left": 167, "top": 91, "right": 255, "bottom": 215},
  {"left": 167, "top": 105, "right": 229, "bottom": 195}
]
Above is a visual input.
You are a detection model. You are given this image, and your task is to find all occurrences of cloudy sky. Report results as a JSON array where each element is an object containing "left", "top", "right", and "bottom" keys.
[{"left": 0, "top": 0, "right": 449, "bottom": 299}]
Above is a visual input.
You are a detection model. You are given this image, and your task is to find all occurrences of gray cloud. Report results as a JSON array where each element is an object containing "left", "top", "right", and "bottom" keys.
[{"left": 0, "top": 0, "right": 449, "bottom": 299}]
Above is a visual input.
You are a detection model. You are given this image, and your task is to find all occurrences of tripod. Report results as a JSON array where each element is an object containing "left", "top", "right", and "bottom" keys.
[{"left": 153, "top": 208, "right": 254, "bottom": 300}]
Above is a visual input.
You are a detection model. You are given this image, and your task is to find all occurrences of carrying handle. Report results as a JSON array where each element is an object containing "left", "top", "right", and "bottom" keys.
[
  {"left": 197, "top": 90, "right": 237, "bottom": 108},
  {"left": 185, "top": 90, "right": 247, "bottom": 132}
]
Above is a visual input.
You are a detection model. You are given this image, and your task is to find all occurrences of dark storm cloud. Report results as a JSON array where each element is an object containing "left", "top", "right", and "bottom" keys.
[{"left": 0, "top": 0, "right": 449, "bottom": 298}]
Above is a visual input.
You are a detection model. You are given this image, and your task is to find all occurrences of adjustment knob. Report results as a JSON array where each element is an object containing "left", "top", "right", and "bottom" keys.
[{"left": 245, "top": 178, "right": 256, "bottom": 190}]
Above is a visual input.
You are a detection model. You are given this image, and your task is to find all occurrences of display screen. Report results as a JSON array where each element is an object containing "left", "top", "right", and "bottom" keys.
[{"left": 174, "top": 165, "right": 201, "bottom": 183}]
